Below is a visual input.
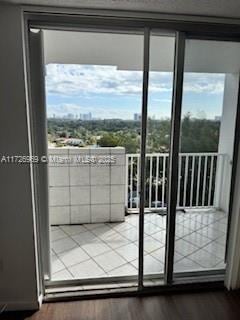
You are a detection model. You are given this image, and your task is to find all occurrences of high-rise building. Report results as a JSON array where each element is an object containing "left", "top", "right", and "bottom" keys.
[
  {"left": 66, "top": 113, "right": 74, "bottom": 120},
  {"left": 134, "top": 113, "right": 141, "bottom": 121},
  {"left": 80, "top": 112, "right": 92, "bottom": 121}
]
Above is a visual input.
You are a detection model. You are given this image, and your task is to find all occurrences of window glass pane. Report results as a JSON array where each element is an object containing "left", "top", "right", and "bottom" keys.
[
  {"left": 143, "top": 32, "right": 175, "bottom": 285},
  {"left": 44, "top": 29, "right": 143, "bottom": 283},
  {"left": 173, "top": 39, "right": 240, "bottom": 275}
]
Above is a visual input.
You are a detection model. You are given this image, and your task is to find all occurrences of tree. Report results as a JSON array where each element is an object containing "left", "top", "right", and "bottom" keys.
[
  {"left": 48, "top": 117, "right": 220, "bottom": 154},
  {"left": 98, "top": 133, "right": 120, "bottom": 147}
]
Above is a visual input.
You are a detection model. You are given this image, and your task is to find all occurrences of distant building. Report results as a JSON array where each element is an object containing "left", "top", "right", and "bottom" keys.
[
  {"left": 62, "top": 113, "right": 75, "bottom": 120},
  {"left": 134, "top": 113, "right": 141, "bottom": 121},
  {"left": 67, "top": 113, "right": 74, "bottom": 119},
  {"left": 80, "top": 112, "right": 92, "bottom": 121}
]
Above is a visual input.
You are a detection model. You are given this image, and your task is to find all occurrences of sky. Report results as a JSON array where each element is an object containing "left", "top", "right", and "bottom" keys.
[{"left": 46, "top": 63, "right": 225, "bottom": 120}]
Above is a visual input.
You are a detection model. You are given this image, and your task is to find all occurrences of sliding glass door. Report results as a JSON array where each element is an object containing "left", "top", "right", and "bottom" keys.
[{"left": 28, "top": 23, "right": 240, "bottom": 292}]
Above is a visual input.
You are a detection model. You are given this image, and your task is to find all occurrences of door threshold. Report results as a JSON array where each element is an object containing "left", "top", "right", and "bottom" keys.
[{"left": 44, "top": 275, "right": 225, "bottom": 303}]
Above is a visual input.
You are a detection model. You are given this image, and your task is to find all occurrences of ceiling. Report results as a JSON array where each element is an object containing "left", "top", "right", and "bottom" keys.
[
  {"left": 3, "top": 0, "right": 240, "bottom": 19},
  {"left": 43, "top": 30, "right": 240, "bottom": 73}
]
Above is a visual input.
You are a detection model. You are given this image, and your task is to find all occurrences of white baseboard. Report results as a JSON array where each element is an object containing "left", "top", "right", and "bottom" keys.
[{"left": 38, "top": 293, "right": 43, "bottom": 308}]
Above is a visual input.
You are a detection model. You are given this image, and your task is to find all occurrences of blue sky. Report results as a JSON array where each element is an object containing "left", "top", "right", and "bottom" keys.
[{"left": 46, "top": 64, "right": 225, "bottom": 120}]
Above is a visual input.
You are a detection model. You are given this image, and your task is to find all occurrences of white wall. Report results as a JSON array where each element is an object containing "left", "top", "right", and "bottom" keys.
[
  {"left": 48, "top": 147, "right": 126, "bottom": 225},
  {"left": 0, "top": 4, "right": 40, "bottom": 311},
  {"left": 215, "top": 74, "right": 239, "bottom": 211},
  {"left": 226, "top": 139, "right": 240, "bottom": 289}
]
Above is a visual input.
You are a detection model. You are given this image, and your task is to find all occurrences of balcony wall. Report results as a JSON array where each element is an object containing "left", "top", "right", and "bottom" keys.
[{"left": 48, "top": 147, "right": 126, "bottom": 225}]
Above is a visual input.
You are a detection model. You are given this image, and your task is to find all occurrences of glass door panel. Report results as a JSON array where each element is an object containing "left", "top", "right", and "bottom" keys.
[
  {"left": 173, "top": 39, "right": 240, "bottom": 275},
  {"left": 143, "top": 32, "right": 175, "bottom": 284},
  {"left": 43, "top": 29, "right": 144, "bottom": 283}
]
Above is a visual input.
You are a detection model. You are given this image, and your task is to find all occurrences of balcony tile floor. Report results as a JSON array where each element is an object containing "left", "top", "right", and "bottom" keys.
[{"left": 50, "top": 209, "right": 227, "bottom": 280}]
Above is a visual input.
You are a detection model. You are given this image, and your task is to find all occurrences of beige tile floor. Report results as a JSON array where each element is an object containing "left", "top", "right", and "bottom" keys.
[{"left": 50, "top": 210, "right": 227, "bottom": 280}]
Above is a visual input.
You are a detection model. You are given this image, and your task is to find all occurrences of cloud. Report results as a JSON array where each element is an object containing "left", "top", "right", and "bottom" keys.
[
  {"left": 152, "top": 98, "right": 172, "bottom": 103},
  {"left": 46, "top": 64, "right": 225, "bottom": 98},
  {"left": 183, "top": 73, "right": 225, "bottom": 94},
  {"left": 46, "top": 64, "right": 143, "bottom": 97},
  {"left": 48, "top": 103, "right": 82, "bottom": 116}
]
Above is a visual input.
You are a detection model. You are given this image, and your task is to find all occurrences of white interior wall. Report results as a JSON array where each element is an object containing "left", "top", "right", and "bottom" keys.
[
  {"left": 0, "top": 4, "right": 40, "bottom": 311},
  {"left": 226, "top": 138, "right": 240, "bottom": 289},
  {"left": 215, "top": 74, "right": 239, "bottom": 212}
]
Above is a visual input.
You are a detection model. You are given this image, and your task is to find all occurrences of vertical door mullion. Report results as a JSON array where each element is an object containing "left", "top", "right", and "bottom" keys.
[
  {"left": 138, "top": 27, "right": 150, "bottom": 290},
  {"left": 164, "top": 32, "right": 186, "bottom": 284}
]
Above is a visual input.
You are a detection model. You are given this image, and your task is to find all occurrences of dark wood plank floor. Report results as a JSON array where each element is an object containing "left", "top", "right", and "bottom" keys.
[{"left": 1, "top": 290, "right": 240, "bottom": 320}]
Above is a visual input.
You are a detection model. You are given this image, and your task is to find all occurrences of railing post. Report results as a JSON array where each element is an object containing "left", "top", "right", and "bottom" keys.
[
  {"left": 125, "top": 155, "right": 129, "bottom": 209},
  {"left": 214, "top": 154, "right": 224, "bottom": 208}
]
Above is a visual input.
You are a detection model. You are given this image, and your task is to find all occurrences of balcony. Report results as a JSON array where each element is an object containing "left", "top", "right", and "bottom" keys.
[{"left": 49, "top": 148, "right": 228, "bottom": 280}]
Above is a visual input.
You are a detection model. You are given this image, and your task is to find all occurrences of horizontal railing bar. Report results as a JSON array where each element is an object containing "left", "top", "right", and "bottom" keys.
[
  {"left": 127, "top": 205, "right": 216, "bottom": 213},
  {"left": 126, "top": 152, "right": 223, "bottom": 157}
]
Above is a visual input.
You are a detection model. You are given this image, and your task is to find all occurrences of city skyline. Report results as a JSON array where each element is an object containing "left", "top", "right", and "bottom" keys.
[{"left": 47, "top": 112, "right": 221, "bottom": 121}]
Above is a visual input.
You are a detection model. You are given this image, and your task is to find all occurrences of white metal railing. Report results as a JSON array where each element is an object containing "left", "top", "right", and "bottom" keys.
[{"left": 126, "top": 153, "right": 228, "bottom": 211}]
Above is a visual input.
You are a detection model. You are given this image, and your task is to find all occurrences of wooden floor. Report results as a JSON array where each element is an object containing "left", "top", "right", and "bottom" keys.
[{"left": 2, "top": 290, "right": 240, "bottom": 320}]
